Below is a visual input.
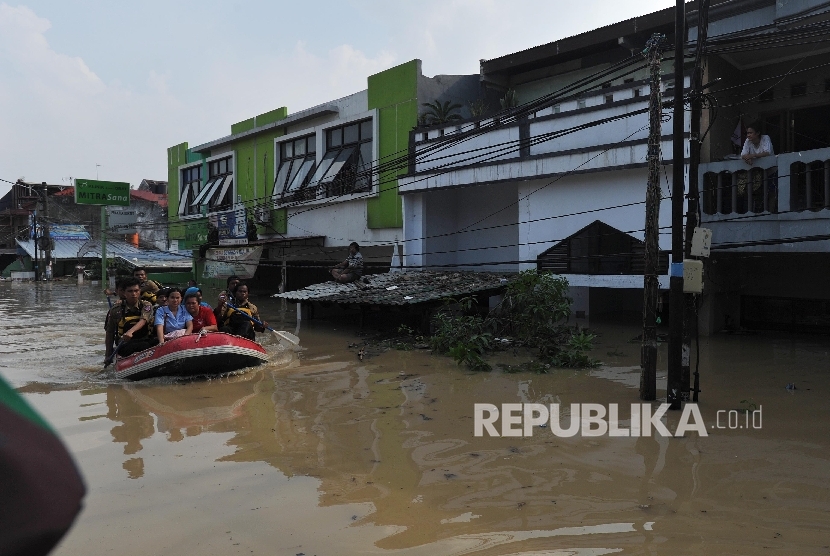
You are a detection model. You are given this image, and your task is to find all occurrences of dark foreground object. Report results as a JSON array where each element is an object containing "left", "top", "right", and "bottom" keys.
[
  {"left": 0, "top": 377, "right": 85, "bottom": 556},
  {"left": 115, "top": 332, "right": 269, "bottom": 381}
]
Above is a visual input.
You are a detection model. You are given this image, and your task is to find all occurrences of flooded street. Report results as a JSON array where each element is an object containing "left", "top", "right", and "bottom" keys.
[{"left": 3, "top": 281, "right": 830, "bottom": 555}]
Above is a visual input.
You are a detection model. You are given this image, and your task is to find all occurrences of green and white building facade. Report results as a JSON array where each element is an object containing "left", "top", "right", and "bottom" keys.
[{"left": 166, "top": 60, "right": 477, "bottom": 290}]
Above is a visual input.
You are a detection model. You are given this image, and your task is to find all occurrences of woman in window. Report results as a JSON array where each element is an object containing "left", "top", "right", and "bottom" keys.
[{"left": 154, "top": 287, "right": 193, "bottom": 345}]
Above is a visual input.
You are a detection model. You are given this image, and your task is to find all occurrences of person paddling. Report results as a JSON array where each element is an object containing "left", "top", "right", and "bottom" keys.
[
  {"left": 105, "top": 277, "right": 156, "bottom": 362},
  {"left": 218, "top": 282, "right": 265, "bottom": 341},
  {"left": 154, "top": 287, "right": 193, "bottom": 345}
]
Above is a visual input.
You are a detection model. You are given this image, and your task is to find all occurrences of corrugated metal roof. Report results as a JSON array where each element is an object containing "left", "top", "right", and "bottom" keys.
[
  {"left": 15, "top": 239, "right": 192, "bottom": 269},
  {"left": 274, "top": 271, "right": 508, "bottom": 306}
]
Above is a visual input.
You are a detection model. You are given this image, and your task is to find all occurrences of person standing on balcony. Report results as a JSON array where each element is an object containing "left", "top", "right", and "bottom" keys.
[{"left": 741, "top": 125, "right": 774, "bottom": 166}]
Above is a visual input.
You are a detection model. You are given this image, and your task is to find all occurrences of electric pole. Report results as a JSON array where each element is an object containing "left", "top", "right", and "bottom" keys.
[
  {"left": 685, "top": 0, "right": 711, "bottom": 403},
  {"left": 668, "top": 0, "right": 686, "bottom": 410},
  {"left": 42, "top": 182, "right": 52, "bottom": 279},
  {"left": 640, "top": 32, "right": 666, "bottom": 402}
]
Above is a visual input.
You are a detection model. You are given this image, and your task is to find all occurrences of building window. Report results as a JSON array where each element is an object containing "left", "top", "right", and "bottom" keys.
[
  {"left": 791, "top": 82, "right": 807, "bottom": 97},
  {"left": 273, "top": 135, "right": 316, "bottom": 204},
  {"left": 604, "top": 94, "right": 614, "bottom": 104},
  {"left": 178, "top": 165, "right": 203, "bottom": 216},
  {"left": 187, "top": 156, "right": 233, "bottom": 215},
  {"left": 759, "top": 88, "right": 774, "bottom": 102},
  {"left": 307, "top": 119, "right": 373, "bottom": 199},
  {"left": 577, "top": 99, "right": 586, "bottom": 109}
]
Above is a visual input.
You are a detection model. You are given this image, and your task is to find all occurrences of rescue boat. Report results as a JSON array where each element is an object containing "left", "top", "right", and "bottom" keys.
[{"left": 115, "top": 332, "right": 269, "bottom": 381}]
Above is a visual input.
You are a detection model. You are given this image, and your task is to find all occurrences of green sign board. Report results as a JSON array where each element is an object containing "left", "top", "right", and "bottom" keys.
[{"left": 74, "top": 179, "right": 131, "bottom": 206}]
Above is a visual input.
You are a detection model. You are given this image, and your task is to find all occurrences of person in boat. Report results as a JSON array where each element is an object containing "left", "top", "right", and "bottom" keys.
[
  {"left": 214, "top": 275, "right": 240, "bottom": 322},
  {"left": 133, "top": 267, "right": 162, "bottom": 305},
  {"left": 330, "top": 242, "right": 363, "bottom": 283},
  {"left": 154, "top": 287, "right": 193, "bottom": 345},
  {"left": 153, "top": 287, "right": 170, "bottom": 323},
  {"left": 218, "top": 282, "right": 265, "bottom": 341},
  {"left": 104, "top": 278, "right": 127, "bottom": 331},
  {"left": 184, "top": 286, "right": 212, "bottom": 309},
  {"left": 105, "top": 277, "right": 157, "bottom": 361},
  {"left": 184, "top": 291, "right": 218, "bottom": 334}
]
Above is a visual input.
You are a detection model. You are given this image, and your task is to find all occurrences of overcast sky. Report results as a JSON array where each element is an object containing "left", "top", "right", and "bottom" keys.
[{"left": 0, "top": 0, "right": 675, "bottom": 197}]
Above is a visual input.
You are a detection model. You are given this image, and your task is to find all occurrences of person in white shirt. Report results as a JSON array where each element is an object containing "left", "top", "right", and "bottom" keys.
[{"left": 741, "top": 126, "right": 774, "bottom": 165}]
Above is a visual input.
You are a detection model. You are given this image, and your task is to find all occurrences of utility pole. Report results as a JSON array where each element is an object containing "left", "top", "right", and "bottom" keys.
[
  {"left": 668, "top": 0, "right": 686, "bottom": 410},
  {"left": 42, "top": 182, "right": 52, "bottom": 279},
  {"left": 640, "top": 33, "right": 666, "bottom": 402},
  {"left": 33, "top": 208, "right": 39, "bottom": 282},
  {"left": 685, "top": 0, "right": 711, "bottom": 403}
]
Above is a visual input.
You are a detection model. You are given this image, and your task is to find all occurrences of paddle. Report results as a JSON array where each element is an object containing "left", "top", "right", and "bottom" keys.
[
  {"left": 104, "top": 338, "right": 124, "bottom": 368},
  {"left": 224, "top": 302, "right": 300, "bottom": 345}
]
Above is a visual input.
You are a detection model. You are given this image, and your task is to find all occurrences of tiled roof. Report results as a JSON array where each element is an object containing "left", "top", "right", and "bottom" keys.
[{"left": 273, "top": 271, "right": 508, "bottom": 306}]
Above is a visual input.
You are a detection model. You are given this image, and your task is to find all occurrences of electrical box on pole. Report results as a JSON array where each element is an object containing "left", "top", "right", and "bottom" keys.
[{"left": 690, "top": 227, "right": 712, "bottom": 258}]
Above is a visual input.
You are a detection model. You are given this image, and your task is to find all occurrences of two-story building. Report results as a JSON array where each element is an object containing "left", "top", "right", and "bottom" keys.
[
  {"left": 167, "top": 60, "right": 479, "bottom": 291},
  {"left": 399, "top": 0, "right": 830, "bottom": 333}
]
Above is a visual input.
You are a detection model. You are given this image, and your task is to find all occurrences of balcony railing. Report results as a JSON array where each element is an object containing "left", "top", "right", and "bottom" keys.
[{"left": 700, "top": 147, "right": 830, "bottom": 217}]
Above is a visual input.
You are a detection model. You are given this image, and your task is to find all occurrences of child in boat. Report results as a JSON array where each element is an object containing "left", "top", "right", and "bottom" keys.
[
  {"left": 185, "top": 291, "right": 218, "bottom": 334},
  {"left": 154, "top": 287, "right": 193, "bottom": 345},
  {"left": 218, "top": 282, "right": 266, "bottom": 341}
]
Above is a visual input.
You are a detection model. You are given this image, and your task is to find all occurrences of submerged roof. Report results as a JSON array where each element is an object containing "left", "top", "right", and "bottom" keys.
[
  {"left": 274, "top": 271, "right": 508, "bottom": 306},
  {"left": 15, "top": 238, "right": 192, "bottom": 269}
]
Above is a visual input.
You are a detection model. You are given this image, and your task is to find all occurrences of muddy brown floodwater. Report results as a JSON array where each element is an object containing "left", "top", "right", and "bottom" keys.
[{"left": 2, "top": 280, "right": 830, "bottom": 555}]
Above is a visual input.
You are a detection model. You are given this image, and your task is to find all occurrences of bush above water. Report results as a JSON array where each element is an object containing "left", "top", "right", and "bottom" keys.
[{"left": 429, "top": 271, "right": 599, "bottom": 372}]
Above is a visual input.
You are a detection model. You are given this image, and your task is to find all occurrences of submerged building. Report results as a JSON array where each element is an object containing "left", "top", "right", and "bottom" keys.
[
  {"left": 166, "top": 60, "right": 480, "bottom": 291},
  {"left": 398, "top": 0, "right": 830, "bottom": 334}
]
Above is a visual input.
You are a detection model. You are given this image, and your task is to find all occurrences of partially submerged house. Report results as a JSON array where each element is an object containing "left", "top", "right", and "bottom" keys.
[
  {"left": 166, "top": 60, "right": 480, "bottom": 291},
  {"left": 399, "top": 0, "right": 830, "bottom": 333}
]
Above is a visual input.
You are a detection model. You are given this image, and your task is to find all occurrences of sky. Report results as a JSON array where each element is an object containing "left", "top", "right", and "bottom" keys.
[{"left": 0, "top": 0, "right": 676, "bottom": 198}]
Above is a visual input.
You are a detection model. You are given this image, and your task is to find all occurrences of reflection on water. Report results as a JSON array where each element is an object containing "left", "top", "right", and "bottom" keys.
[{"left": 4, "top": 282, "right": 830, "bottom": 554}]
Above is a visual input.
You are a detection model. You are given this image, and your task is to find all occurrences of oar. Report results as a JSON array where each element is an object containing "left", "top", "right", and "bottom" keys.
[
  {"left": 225, "top": 302, "right": 300, "bottom": 345},
  {"left": 104, "top": 338, "right": 125, "bottom": 368}
]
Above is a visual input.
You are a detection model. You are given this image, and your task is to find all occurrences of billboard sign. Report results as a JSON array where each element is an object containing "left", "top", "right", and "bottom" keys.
[
  {"left": 203, "top": 246, "right": 263, "bottom": 279},
  {"left": 108, "top": 208, "right": 138, "bottom": 234},
  {"left": 74, "top": 179, "right": 131, "bottom": 206},
  {"left": 215, "top": 207, "right": 247, "bottom": 245}
]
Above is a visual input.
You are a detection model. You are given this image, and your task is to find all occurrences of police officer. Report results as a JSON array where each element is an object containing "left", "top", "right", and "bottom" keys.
[{"left": 105, "top": 277, "right": 157, "bottom": 361}]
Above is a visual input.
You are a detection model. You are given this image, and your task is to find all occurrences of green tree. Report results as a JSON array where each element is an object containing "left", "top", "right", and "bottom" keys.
[{"left": 421, "top": 100, "right": 463, "bottom": 126}]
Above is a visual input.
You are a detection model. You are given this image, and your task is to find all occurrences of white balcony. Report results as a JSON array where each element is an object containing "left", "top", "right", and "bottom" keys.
[{"left": 700, "top": 147, "right": 830, "bottom": 253}]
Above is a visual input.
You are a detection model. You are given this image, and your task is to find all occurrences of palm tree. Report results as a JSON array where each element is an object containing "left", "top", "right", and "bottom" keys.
[{"left": 421, "top": 100, "right": 463, "bottom": 126}]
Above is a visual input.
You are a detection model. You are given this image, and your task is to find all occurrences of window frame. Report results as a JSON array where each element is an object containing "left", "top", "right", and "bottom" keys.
[
  {"left": 177, "top": 161, "right": 204, "bottom": 218},
  {"left": 272, "top": 110, "right": 378, "bottom": 208},
  {"left": 178, "top": 153, "right": 235, "bottom": 220},
  {"left": 272, "top": 134, "right": 317, "bottom": 205}
]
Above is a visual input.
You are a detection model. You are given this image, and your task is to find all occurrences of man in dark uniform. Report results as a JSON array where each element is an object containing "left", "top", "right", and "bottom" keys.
[
  {"left": 105, "top": 277, "right": 157, "bottom": 361},
  {"left": 133, "top": 267, "right": 161, "bottom": 304}
]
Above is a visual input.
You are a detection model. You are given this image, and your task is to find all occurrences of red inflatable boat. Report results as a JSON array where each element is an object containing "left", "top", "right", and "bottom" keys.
[{"left": 115, "top": 332, "right": 269, "bottom": 381}]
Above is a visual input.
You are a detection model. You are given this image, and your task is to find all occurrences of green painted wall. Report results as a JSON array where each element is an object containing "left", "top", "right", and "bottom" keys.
[
  {"left": 231, "top": 117, "right": 255, "bottom": 135},
  {"left": 366, "top": 60, "right": 419, "bottom": 229},
  {"left": 256, "top": 107, "right": 288, "bottom": 127},
  {"left": 167, "top": 143, "right": 208, "bottom": 247},
  {"left": 167, "top": 142, "right": 188, "bottom": 221}
]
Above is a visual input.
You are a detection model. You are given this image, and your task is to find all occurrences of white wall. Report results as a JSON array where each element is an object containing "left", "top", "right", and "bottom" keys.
[
  {"left": 403, "top": 182, "right": 519, "bottom": 272},
  {"left": 517, "top": 167, "right": 675, "bottom": 271},
  {"left": 283, "top": 198, "right": 399, "bottom": 250}
]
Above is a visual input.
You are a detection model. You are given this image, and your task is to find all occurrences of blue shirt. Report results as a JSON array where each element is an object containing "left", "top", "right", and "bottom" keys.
[{"left": 154, "top": 305, "right": 193, "bottom": 333}]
